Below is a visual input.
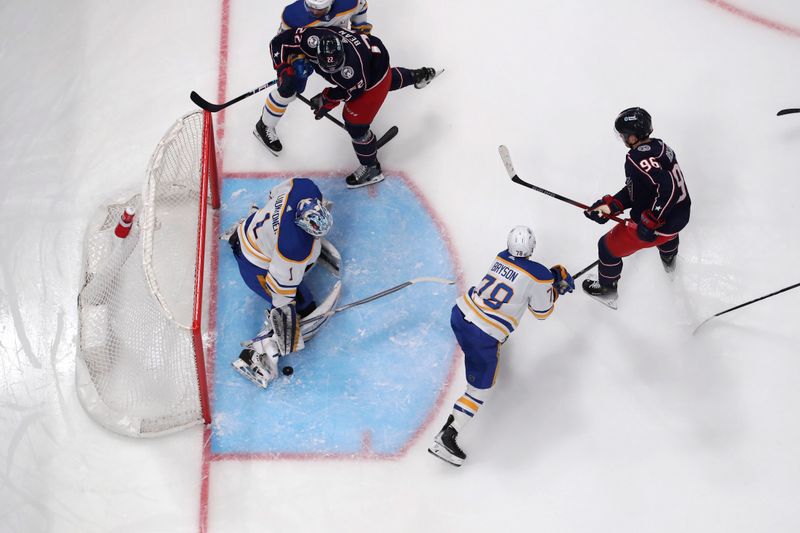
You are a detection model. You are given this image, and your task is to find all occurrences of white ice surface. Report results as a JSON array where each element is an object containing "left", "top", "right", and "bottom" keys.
[{"left": 2, "top": 1, "right": 800, "bottom": 532}]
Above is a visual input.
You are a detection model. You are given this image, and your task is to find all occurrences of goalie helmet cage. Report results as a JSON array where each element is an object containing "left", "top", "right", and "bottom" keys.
[{"left": 77, "top": 110, "right": 219, "bottom": 437}]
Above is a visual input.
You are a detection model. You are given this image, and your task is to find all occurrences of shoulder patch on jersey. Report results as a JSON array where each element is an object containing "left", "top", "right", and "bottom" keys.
[
  {"left": 307, "top": 35, "right": 320, "bottom": 48},
  {"left": 341, "top": 66, "right": 354, "bottom": 79},
  {"left": 637, "top": 144, "right": 651, "bottom": 152}
]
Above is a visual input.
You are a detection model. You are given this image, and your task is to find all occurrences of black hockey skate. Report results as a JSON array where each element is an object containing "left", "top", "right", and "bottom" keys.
[
  {"left": 660, "top": 254, "right": 677, "bottom": 274},
  {"left": 411, "top": 67, "right": 443, "bottom": 89},
  {"left": 345, "top": 162, "right": 384, "bottom": 189},
  {"left": 582, "top": 278, "right": 619, "bottom": 310},
  {"left": 253, "top": 119, "right": 282, "bottom": 156},
  {"left": 428, "top": 415, "right": 466, "bottom": 467}
]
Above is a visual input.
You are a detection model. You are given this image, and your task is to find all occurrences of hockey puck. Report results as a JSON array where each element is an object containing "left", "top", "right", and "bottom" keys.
[{"left": 282, "top": 366, "right": 294, "bottom": 376}]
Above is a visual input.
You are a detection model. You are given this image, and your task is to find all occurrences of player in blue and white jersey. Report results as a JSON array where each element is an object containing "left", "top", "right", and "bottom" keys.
[
  {"left": 228, "top": 177, "right": 341, "bottom": 388},
  {"left": 254, "top": 0, "right": 371, "bottom": 156},
  {"left": 428, "top": 226, "right": 575, "bottom": 467}
]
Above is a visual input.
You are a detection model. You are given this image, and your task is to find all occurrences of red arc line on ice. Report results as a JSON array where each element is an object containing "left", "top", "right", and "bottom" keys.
[{"left": 704, "top": 0, "right": 800, "bottom": 38}]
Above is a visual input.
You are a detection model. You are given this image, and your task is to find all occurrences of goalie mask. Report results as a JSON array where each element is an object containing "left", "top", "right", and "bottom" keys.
[
  {"left": 507, "top": 226, "right": 536, "bottom": 258},
  {"left": 295, "top": 197, "right": 333, "bottom": 237}
]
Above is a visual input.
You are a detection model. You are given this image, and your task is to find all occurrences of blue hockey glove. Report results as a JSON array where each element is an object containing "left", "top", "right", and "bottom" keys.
[
  {"left": 309, "top": 88, "right": 341, "bottom": 120},
  {"left": 637, "top": 209, "right": 663, "bottom": 242},
  {"left": 291, "top": 58, "right": 312, "bottom": 93},
  {"left": 549, "top": 264, "right": 575, "bottom": 295},
  {"left": 584, "top": 195, "right": 624, "bottom": 224}
]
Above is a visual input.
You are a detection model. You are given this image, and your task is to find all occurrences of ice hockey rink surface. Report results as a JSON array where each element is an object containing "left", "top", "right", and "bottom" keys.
[{"left": 2, "top": 1, "right": 800, "bottom": 532}]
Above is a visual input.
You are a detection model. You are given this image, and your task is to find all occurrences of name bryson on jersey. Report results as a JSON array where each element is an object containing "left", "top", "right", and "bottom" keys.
[{"left": 490, "top": 261, "right": 518, "bottom": 282}]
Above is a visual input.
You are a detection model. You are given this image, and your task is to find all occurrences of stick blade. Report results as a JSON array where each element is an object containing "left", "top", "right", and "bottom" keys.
[
  {"left": 376, "top": 125, "right": 399, "bottom": 149},
  {"left": 409, "top": 276, "right": 455, "bottom": 285},
  {"left": 777, "top": 108, "right": 800, "bottom": 116},
  {"left": 498, "top": 145, "right": 517, "bottom": 178},
  {"left": 190, "top": 91, "right": 223, "bottom": 113}
]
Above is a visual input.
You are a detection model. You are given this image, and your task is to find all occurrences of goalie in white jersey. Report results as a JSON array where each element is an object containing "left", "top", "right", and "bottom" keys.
[
  {"left": 428, "top": 226, "right": 575, "bottom": 467},
  {"left": 228, "top": 177, "right": 341, "bottom": 388}
]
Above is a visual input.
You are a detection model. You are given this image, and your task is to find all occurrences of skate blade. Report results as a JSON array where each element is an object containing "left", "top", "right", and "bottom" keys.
[
  {"left": 346, "top": 173, "right": 385, "bottom": 189},
  {"left": 252, "top": 129, "right": 280, "bottom": 157},
  {"left": 415, "top": 68, "right": 445, "bottom": 89},
  {"left": 427, "top": 443, "right": 464, "bottom": 467},
  {"left": 231, "top": 359, "right": 270, "bottom": 388},
  {"left": 584, "top": 292, "right": 618, "bottom": 310}
]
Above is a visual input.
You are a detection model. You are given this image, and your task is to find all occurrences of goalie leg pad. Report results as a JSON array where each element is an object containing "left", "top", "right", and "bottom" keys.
[
  {"left": 300, "top": 280, "right": 342, "bottom": 340},
  {"left": 270, "top": 304, "right": 304, "bottom": 355},
  {"left": 319, "top": 238, "right": 341, "bottom": 277}
]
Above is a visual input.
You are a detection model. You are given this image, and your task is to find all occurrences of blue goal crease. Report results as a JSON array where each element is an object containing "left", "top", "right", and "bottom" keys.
[{"left": 212, "top": 175, "right": 458, "bottom": 456}]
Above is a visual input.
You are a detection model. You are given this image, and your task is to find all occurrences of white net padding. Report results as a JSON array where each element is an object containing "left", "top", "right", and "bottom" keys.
[{"left": 77, "top": 111, "right": 217, "bottom": 437}]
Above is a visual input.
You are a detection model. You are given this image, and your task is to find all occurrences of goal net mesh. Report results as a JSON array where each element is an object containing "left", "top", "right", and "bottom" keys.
[{"left": 77, "top": 110, "right": 215, "bottom": 437}]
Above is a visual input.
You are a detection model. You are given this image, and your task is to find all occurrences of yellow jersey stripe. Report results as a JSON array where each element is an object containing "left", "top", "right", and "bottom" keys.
[
  {"left": 265, "top": 274, "right": 296, "bottom": 296},
  {"left": 474, "top": 298, "right": 519, "bottom": 327},
  {"left": 495, "top": 256, "right": 552, "bottom": 284},
  {"left": 462, "top": 295, "right": 510, "bottom": 337},
  {"left": 240, "top": 227, "right": 271, "bottom": 262},
  {"left": 531, "top": 306, "right": 554, "bottom": 319}
]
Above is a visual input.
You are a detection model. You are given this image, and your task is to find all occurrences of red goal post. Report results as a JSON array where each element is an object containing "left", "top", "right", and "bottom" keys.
[{"left": 77, "top": 110, "right": 218, "bottom": 437}]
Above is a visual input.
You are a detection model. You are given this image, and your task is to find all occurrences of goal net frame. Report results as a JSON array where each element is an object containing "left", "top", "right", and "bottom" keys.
[{"left": 76, "top": 110, "right": 218, "bottom": 437}]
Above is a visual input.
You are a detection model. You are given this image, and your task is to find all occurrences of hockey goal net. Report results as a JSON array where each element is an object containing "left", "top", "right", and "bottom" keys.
[{"left": 77, "top": 110, "right": 218, "bottom": 437}]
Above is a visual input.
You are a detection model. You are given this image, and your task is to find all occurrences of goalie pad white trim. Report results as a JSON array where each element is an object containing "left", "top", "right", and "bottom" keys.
[
  {"left": 318, "top": 238, "right": 341, "bottom": 277},
  {"left": 301, "top": 280, "right": 342, "bottom": 340}
]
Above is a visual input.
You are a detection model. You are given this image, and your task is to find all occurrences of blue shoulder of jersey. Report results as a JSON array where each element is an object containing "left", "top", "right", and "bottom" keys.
[
  {"left": 276, "top": 178, "right": 322, "bottom": 261},
  {"left": 497, "top": 250, "right": 554, "bottom": 282},
  {"left": 282, "top": 0, "right": 359, "bottom": 28}
]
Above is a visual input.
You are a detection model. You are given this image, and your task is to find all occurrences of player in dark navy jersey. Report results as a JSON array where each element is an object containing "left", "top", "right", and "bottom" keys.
[
  {"left": 254, "top": 0, "right": 373, "bottom": 159},
  {"left": 582, "top": 107, "right": 691, "bottom": 307},
  {"left": 268, "top": 26, "right": 441, "bottom": 188}
]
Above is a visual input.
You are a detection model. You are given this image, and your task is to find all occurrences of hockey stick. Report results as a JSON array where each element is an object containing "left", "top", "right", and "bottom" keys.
[
  {"left": 243, "top": 276, "right": 455, "bottom": 347},
  {"left": 190, "top": 80, "right": 278, "bottom": 113},
  {"left": 299, "top": 276, "right": 455, "bottom": 327},
  {"left": 295, "top": 93, "right": 399, "bottom": 149},
  {"left": 498, "top": 145, "right": 626, "bottom": 224},
  {"left": 573, "top": 260, "right": 599, "bottom": 280},
  {"left": 777, "top": 108, "right": 800, "bottom": 116},
  {"left": 693, "top": 281, "right": 800, "bottom": 335}
]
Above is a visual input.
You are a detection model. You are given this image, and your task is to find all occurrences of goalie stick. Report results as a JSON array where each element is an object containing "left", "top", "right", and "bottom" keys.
[
  {"left": 245, "top": 277, "right": 455, "bottom": 347},
  {"left": 498, "top": 145, "right": 625, "bottom": 224},
  {"left": 693, "top": 281, "right": 800, "bottom": 334},
  {"left": 295, "top": 93, "right": 399, "bottom": 149},
  {"left": 777, "top": 108, "right": 800, "bottom": 116},
  {"left": 190, "top": 80, "right": 278, "bottom": 113}
]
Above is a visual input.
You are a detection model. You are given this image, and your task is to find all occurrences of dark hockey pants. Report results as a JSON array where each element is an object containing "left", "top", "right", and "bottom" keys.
[{"left": 597, "top": 221, "right": 679, "bottom": 286}]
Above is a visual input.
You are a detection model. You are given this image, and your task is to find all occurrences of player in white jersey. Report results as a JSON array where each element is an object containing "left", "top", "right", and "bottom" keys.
[
  {"left": 254, "top": 0, "right": 371, "bottom": 155},
  {"left": 428, "top": 226, "right": 575, "bottom": 467},
  {"left": 228, "top": 177, "right": 341, "bottom": 388}
]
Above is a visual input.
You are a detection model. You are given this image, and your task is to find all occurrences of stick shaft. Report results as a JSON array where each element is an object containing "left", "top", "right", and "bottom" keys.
[
  {"left": 190, "top": 80, "right": 277, "bottom": 112},
  {"left": 295, "top": 94, "right": 398, "bottom": 149},
  {"left": 299, "top": 277, "right": 454, "bottom": 326},
  {"left": 500, "top": 146, "right": 625, "bottom": 224}
]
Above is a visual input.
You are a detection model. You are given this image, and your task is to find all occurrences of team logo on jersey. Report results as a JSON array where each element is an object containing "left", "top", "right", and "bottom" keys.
[
  {"left": 637, "top": 145, "right": 651, "bottom": 152},
  {"left": 341, "top": 66, "right": 354, "bottom": 79},
  {"left": 307, "top": 35, "right": 320, "bottom": 48}
]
